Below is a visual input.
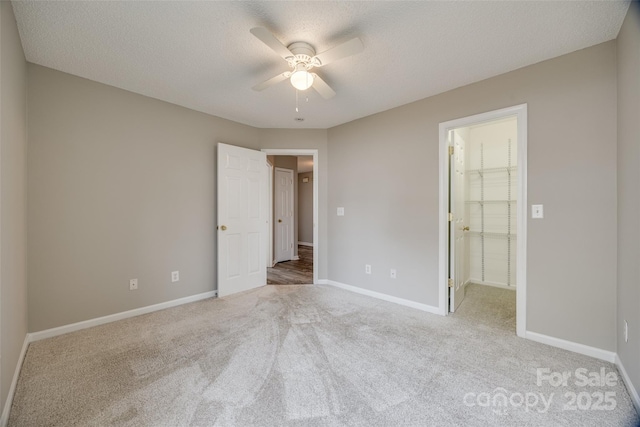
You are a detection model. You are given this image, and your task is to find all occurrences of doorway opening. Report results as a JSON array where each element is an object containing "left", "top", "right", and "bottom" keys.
[
  {"left": 439, "top": 104, "right": 527, "bottom": 337},
  {"left": 263, "top": 150, "right": 318, "bottom": 285}
]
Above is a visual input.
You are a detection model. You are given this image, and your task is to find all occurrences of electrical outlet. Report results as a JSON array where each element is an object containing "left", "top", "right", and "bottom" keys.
[
  {"left": 390, "top": 269, "right": 397, "bottom": 279},
  {"left": 171, "top": 271, "right": 180, "bottom": 282},
  {"left": 129, "top": 279, "right": 138, "bottom": 291},
  {"left": 625, "top": 320, "right": 628, "bottom": 343},
  {"left": 365, "top": 264, "right": 371, "bottom": 275}
]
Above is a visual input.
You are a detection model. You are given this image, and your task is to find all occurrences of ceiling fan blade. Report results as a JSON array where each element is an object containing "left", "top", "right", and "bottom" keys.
[
  {"left": 312, "top": 37, "right": 363, "bottom": 67},
  {"left": 250, "top": 27, "right": 293, "bottom": 60},
  {"left": 252, "top": 72, "right": 290, "bottom": 91},
  {"left": 311, "top": 74, "right": 336, "bottom": 99}
]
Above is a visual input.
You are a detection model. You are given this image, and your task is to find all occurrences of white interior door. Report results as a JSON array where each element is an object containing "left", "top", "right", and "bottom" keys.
[
  {"left": 449, "top": 130, "right": 467, "bottom": 312},
  {"left": 217, "top": 143, "right": 267, "bottom": 297},
  {"left": 274, "top": 168, "right": 294, "bottom": 263}
]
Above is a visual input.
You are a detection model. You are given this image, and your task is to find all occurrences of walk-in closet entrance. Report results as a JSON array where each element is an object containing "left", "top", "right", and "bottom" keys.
[
  {"left": 439, "top": 104, "right": 527, "bottom": 336},
  {"left": 465, "top": 117, "right": 517, "bottom": 289}
]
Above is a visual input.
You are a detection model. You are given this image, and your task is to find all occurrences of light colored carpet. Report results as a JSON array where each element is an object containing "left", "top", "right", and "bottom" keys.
[{"left": 8, "top": 284, "right": 639, "bottom": 426}]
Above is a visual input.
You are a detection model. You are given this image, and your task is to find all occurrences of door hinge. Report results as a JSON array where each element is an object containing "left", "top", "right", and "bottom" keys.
[
  {"left": 449, "top": 146, "right": 454, "bottom": 156},
  {"left": 448, "top": 278, "right": 453, "bottom": 288},
  {"left": 448, "top": 212, "right": 453, "bottom": 222}
]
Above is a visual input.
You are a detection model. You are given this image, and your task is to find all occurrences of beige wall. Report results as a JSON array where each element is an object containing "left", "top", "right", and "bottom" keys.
[
  {"left": 27, "top": 64, "right": 260, "bottom": 331},
  {"left": 298, "top": 171, "right": 314, "bottom": 244},
  {"left": 616, "top": 1, "right": 640, "bottom": 402},
  {"left": 328, "top": 41, "right": 617, "bottom": 351},
  {"left": 0, "top": 1, "right": 28, "bottom": 412}
]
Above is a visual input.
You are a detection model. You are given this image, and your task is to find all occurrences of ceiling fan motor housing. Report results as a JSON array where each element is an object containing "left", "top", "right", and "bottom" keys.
[{"left": 286, "top": 42, "right": 317, "bottom": 69}]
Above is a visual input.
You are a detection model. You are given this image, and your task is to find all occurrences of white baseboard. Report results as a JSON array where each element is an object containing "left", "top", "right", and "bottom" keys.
[
  {"left": 525, "top": 331, "right": 616, "bottom": 363},
  {"left": 292, "top": 256, "right": 300, "bottom": 261},
  {"left": 318, "top": 280, "right": 442, "bottom": 315},
  {"left": 1, "top": 335, "right": 30, "bottom": 427},
  {"left": 615, "top": 354, "right": 640, "bottom": 414},
  {"left": 30, "top": 290, "right": 217, "bottom": 342},
  {"left": 298, "top": 241, "right": 313, "bottom": 247}
]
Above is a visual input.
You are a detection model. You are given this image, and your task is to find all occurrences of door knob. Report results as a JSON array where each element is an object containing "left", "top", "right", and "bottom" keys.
[
  {"left": 220, "top": 225, "right": 227, "bottom": 231},
  {"left": 278, "top": 219, "right": 282, "bottom": 223},
  {"left": 463, "top": 226, "right": 469, "bottom": 231}
]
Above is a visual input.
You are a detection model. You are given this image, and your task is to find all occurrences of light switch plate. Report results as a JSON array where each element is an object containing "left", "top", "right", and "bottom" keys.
[
  {"left": 337, "top": 207, "right": 345, "bottom": 216},
  {"left": 532, "top": 204, "right": 544, "bottom": 219}
]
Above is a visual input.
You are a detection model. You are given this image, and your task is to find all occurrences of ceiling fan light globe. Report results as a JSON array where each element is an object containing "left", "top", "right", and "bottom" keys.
[{"left": 290, "top": 70, "right": 314, "bottom": 91}]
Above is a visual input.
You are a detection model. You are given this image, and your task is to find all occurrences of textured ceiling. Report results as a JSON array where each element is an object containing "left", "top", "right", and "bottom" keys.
[{"left": 12, "top": 1, "right": 630, "bottom": 129}]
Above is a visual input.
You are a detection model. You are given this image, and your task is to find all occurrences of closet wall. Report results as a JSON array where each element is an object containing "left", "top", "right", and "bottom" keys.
[
  {"left": 465, "top": 117, "right": 518, "bottom": 288},
  {"left": 298, "top": 171, "right": 314, "bottom": 245}
]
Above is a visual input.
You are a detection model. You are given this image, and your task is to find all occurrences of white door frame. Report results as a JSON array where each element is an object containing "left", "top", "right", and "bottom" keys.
[
  {"left": 266, "top": 161, "right": 274, "bottom": 267},
  {"left": 262, "top": 149, "right": 319, "bottom": 285},
  {"left": 438, "top": 104, "right": 528, "bottom": 337},
  {"left": 449, "top": 128, "right": 467, "bottom": 313}
]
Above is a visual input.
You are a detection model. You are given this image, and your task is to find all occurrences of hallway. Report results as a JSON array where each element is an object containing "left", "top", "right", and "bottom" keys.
[{"left": 267, "top": 245, "right": 313, "bottom": 284}]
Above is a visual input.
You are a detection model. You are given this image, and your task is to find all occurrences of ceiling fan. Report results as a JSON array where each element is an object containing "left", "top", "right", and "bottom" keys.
[{"left": 250, "top": 27, "right": 364, "bottom": 99}]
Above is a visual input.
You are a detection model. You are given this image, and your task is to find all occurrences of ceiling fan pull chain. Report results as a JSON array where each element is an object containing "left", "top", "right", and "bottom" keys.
[{"left": 295, "top": 89, "right": 299, "bottom": 112}]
